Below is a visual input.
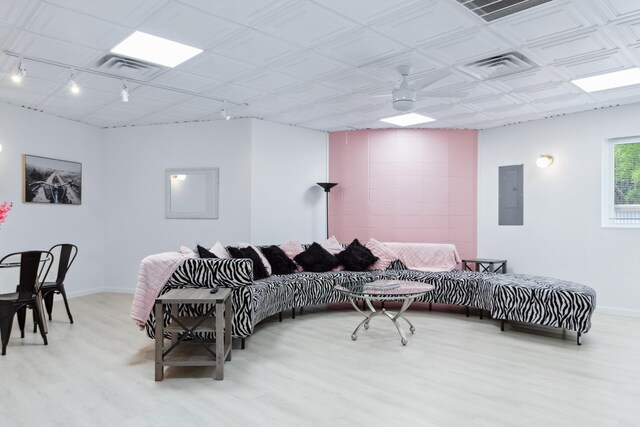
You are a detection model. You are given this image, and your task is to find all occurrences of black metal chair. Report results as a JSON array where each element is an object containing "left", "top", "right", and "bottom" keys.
[
  {"left": 0, "top": 251, "right": 52, "bottom": 355},
  {"left": 40, "top": 244, "right": 78, "bottom": 324}
]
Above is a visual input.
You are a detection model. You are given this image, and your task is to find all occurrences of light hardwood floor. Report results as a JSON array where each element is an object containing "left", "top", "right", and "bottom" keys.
[{"left": 1, "top": 293, "right": 638, "bottom": 427}]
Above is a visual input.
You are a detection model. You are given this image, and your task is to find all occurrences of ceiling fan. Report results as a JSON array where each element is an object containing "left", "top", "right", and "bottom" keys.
[{"left": 378, "top": 65, "right": 467, "bottom": 112}]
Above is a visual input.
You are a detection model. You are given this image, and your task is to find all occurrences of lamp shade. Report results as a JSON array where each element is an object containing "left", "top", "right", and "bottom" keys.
[{"left": 316, "top": 182, "right": 338, "bottom": 193}]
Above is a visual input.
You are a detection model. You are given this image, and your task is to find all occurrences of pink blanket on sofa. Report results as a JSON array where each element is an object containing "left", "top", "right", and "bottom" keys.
[
  {"left": 385, "top": 242, "right": 461, "bottom": 272},
  {"left": 130, "top": 252, "right": 193, "bottom": 328}
]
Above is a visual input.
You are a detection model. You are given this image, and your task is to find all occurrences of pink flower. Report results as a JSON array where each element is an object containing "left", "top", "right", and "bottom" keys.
[{"left": 0, "top": 201, "right": 11, "bottom": 226}]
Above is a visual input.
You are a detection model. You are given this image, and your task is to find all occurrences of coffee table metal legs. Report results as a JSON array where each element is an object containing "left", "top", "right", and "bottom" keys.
[{"left": 348, "top": 296, "right": 417, "bottom": 345}]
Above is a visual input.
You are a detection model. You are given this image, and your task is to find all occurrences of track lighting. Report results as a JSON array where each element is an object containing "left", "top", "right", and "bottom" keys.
[
  {"left": 68, "top": 69, "right": 80, "bottom": 95},
  {"left": 220, "top": 101, "right": 231, "bottom": 120},
  {"left": 121, "top": 81, "right": 129, "bottom": 102},
  {"left": 11, "top": 62, "right": 26, "bottom": 84}
]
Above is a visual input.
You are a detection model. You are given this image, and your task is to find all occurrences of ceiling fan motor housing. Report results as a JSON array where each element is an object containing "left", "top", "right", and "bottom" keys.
[{"left": 392, "top": 87, "right": 416, "bottom": 111}]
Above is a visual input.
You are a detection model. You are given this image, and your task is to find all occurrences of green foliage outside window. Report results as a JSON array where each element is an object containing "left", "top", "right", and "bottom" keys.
[{"left": 614, "top": 142, "right": 640, "bottom": 205}]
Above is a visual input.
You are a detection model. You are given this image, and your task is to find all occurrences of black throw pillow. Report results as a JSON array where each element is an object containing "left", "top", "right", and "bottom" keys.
[
  {"left": 293, "top": 242, "right": 338, "bottom": 273},
  {"left": 227, "top": 246, "right": 269, "bottom": 280},
  {"left": 260, "top": 245, "right": 297, "bottom": 275},
  {"left": 197, "top": 245, "right": 217, "bottom": 259},
  {"left": 336, "top": 239, "right": 379, "bottom": 271}
]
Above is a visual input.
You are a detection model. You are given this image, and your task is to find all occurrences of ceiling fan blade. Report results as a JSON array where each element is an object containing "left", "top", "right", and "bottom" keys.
[
  {"left": 416, "top": 90, "right": 468, "bottom": 98},
  {"left": 408, "top": 70, "right": 451, "bottom": 91},
  {"left": 368, "top": 94, "right": 392, "bottom": 98}
]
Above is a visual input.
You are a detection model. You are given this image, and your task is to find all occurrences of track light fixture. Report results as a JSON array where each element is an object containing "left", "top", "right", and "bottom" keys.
[
  {"left": 121, "top": 81, "right": 129, "bottom": 102},
  {"left": 68, "top": 69, "right": 80, "bottom": 95},
  {"left": 220, "top": 101, "right": 231, "bottom": 120},
  {"left": 11, "top": 61, "right": 26, "bottom": 84}
]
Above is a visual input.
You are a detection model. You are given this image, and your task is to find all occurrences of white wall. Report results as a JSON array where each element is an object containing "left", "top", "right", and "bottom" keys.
[
  {"left": 102, "top": 119, "right": 253, "bottom": 291},
  {"left": 0, "top": 103, "right": 105, "bottom": 296},
  {"left": 250, "top": 120, "right": 327, "bottom": 244},
  {"left": 478, "top": 103, "right": 640, "bottom": 313}
]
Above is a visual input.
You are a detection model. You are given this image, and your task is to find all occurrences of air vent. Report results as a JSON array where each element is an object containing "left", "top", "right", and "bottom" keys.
[
  {"left": 94, "top": 54, "right": 165, "bottom": 81},
  {"left": 461, "top": 52, "right": 537, "bottom": 80},
  {"left": 457, "top": 0, "right": 553, "bottom": 22}
]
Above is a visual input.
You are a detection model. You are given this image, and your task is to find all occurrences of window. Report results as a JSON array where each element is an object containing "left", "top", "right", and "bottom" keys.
[{"left": 603, "top": 137, "right": 640, "bottom": 227}]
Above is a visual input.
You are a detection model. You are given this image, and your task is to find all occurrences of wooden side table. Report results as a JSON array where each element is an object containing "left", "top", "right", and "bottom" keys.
[
  {"left": 461, "top": 258, "right": 507, "bottom": 274},
  {"left": 154, "top": 288, "right": 232, "bottom": 381}
]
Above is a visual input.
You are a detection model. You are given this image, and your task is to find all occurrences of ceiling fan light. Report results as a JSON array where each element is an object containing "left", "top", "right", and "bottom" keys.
[{"left": 393, "top": 99, "right": 415, "bottom": 112}]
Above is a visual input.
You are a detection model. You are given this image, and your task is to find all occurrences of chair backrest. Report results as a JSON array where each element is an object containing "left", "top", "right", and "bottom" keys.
[
  {"left": 0, "top": 251, "right": 53, "bottom": 299},
  {"left": 48, "top": 243, "right": 78, "bottom": 285}
]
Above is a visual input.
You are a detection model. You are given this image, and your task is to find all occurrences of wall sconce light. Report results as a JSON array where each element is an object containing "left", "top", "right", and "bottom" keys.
[
  {"left": 536, "top": 154, "right": 554, "bottom": 168},
  {"left": 171, "top": 174, "right": 186, "bottom": 181}
]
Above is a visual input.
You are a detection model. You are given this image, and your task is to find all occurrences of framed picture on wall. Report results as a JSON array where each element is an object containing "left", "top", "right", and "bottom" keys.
[{"left": 23, "top": 154, "right": 82, "bottom": 205}]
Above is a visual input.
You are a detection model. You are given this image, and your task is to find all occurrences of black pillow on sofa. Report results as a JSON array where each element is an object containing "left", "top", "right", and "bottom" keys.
[
  {"left": 293, "top": 242, "right": 338, "bottom": 273},
  {"left": 336, "top": 239, "right": 379, "bottom": 271},
  {"left": 197, "top": 245, "right": 218, "bottom": 259},
  {"left": 227, "top": 246, "right": 269, "bottom": 280},
  {"left": 260, "top": 245, "right": 297, "bottom": 275}
]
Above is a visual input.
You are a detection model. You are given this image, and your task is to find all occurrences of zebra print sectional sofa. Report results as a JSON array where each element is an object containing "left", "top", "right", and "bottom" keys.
[{"left": 144, "top": 257, "right": 597, "bottom": 346}]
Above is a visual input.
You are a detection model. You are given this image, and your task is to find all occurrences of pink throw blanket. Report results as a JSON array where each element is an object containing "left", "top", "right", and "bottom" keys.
[
  {"left": 384, "top": 242, "right": 461, "bottom": 272},
  {"left": 130, "top": 252, "right": 193, "bottom": 328}
]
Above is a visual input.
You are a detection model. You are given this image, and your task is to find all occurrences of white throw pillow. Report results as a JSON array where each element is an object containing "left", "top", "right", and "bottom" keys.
[
  {"left": 320, "top": 235, "right": 343, "bottom": 255},
  {"left": 210, "top": 241, "right": 230, "bottom": 259},
  {"left": 179, "top": 246, "right": 196, "bottom": 257}
]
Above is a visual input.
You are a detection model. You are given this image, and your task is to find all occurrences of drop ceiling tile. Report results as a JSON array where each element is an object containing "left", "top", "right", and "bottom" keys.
[
  {"left": 253, "top": 1, "right": 357, "bottom": 47},
  {"left": 207, "top": 83, "right": 265, "bottom": 103},
  {"left": 176, "top": 0, "right": 284, "bottom": 25},
  {"left": 84, "top": 103, "right": 155, "bottom": 122},
  {"left": 318, "top": 0, "right": 420, "bottom": 25},
  {"left": 514, "top": 82, "right": 580, "bottom": 102},
  {"left": 361, "top": 52, "right": 442, "bottom": 82},
  {"left": 178, "top": 52, "right": 255, "bottom": 82},
  {"left": 315, "top": 29, "right": 407, "bottom": 67},
  {"left": 270, "top": 52, "right": 351, "bottom": 80},
  {"left": 24, "top": 3, "right": 128, "bottom": 50},
  {"left": 532, "top": 92, "right": 595, "bottom": 109},
  {"left": 419, "top": 29, "right": 511, "bottom": 65},
  {"left": 614, "top": 16, "right": 640, "bottom": 44},
  {"left": 262, "top": 110, "right": 310, "bottom": 125},
  {"left": 491, "top": 69, "right": 564, "bottom": 91},
  {"left": 0, "top": 88, "right": 48, "bottom": 106},
  {"left": 1, "top": 74, "right": 61, "bottom": 96},
  {"left": 0, "top": 0, "right": 38, "bottom": 26},
  {"left": 592, "top": 0, "right": 640, "bottom": 20},
  {"left": 151, "top": 71, "right": 222, "bottom": 93},
  {"left": 38, "top": 96, "right": 103, "bottom": 114},
  {"left": 282, "top": 83, "right": 345, "bottom": 103},
  {"left": 289, "top": 104, "right": 343, "bottom": 120},
  {"left": 550, "top": 50, "right": 633, "bottom": 79},
  {"left": 139, "top": 2, "right": 243, "bottom": 50},
  {"left": 464, "top": 94, "right": 524, "bottom": 111},
  {"left": 490, "top": 3, "right": 597, "bottom": 45},
  {"left": 526, "top": 30, "right": 618, "bottom": 64},
  {"left": 44, "top": 0, "right": 165, "bottom": 27},
  {"left": 11, "top": 32, "right": 103, "bottom": 67},
  {"left": 250, "top": 94, "right": 304, "bottom": 112},
  {"left": 320, "top": 71, "right": 387, "bottom": 93},
  {"left": 374, "top": 1, "right": 478, "bottom": 46},
  {"left": 233, "top": 69, "right": 302, "bottom": 93},
  {"left": 317, "top": 94, "right": 386, "bottom": 111},
  {"left": 130, "top": 85, "right": 191, "bottom": 104},
  {"left": 212, "top": 29, "right": 298, "bottom": 66}
]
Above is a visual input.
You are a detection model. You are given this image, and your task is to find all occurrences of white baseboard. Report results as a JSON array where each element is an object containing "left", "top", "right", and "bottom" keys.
[{"left": 597, "top": 306, "right": 640, "bottom": 318}]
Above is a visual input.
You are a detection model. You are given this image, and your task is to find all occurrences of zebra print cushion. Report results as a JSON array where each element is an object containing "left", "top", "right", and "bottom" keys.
[{"left": 144, "top": 255, "right": 596, "bottom": 341}]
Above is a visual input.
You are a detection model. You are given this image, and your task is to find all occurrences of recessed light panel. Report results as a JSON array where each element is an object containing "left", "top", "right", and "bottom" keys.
[
  {"left": 111, "top": 31, "right": 202, "bottom": 68},
  {"left": 380, "top": 113, "right": 436, "bottom": 127},
  {"left": 572, "top": 68, "right": 640, "bottom": 92}
]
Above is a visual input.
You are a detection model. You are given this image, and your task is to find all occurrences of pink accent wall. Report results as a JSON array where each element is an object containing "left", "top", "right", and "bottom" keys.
[{"left": 328, "top": 128, "right": 477, "bottom": 260}]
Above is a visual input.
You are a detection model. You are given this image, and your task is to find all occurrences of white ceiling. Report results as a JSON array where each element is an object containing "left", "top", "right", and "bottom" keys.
[{"left": 2, "top": 0, "right": 640, "bottom": 131}]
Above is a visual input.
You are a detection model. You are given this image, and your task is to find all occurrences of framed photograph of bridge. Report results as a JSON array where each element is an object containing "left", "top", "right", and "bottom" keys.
[{"left": 23, "top": 154, "right": 82, "bottom": 205}]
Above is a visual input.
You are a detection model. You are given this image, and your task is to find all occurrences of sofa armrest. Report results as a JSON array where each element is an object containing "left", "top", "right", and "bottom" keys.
[{"left": 170, "top": 258, "right": 254, "bottom": 289}]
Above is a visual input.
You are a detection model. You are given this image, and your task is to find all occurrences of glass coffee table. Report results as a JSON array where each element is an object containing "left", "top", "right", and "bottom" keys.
[{"left": 335, "top": 280, "right": 434, "bottom": 346}]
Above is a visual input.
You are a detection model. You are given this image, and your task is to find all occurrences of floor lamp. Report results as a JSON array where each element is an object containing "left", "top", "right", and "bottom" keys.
[{"left": 316, "top": 182, "right": 337, "bottom": 239}]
